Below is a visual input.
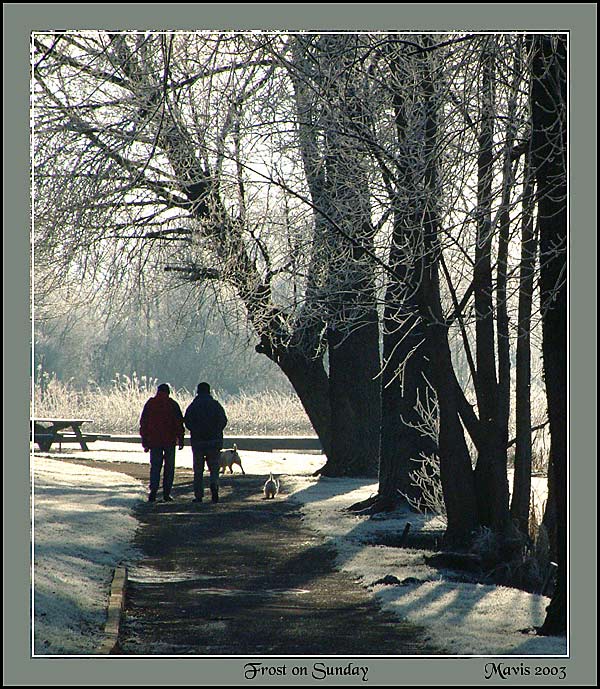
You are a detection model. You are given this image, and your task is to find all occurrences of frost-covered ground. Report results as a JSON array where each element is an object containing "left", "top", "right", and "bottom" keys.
[
  {"left": 32, "top": 456, "right": 145, "bottom": 655},
  {"left": 32, "top": 443, "right": 566, "bottom": 656},
  {"left": 283, "top": 474, "right": 567, "bottom": 657}
]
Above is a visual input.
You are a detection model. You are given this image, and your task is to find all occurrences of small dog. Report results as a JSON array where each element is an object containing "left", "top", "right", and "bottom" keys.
[
  {"left": 263, "top": 472, "right": 280, "bottom": 499},
  {"left": 219, "top": 444, "right": 245, "bottom": 474}
]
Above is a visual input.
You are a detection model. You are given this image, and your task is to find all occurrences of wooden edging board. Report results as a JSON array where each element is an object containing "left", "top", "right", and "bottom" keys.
[{"left": 97, "top": 565, "right": 127, "bottom": 655}]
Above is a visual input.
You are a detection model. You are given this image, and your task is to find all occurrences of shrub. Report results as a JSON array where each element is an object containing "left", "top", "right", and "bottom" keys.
[{"left": 404, "top": 453, "right": 447, "bottom": 523}]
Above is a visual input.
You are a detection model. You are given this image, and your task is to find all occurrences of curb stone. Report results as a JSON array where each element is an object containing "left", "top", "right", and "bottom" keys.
[{"left": 98, "top": 566, "right": 127, "bottom": 654}]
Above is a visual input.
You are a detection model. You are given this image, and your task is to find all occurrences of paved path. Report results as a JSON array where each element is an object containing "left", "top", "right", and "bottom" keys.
[{"left": 79, "top": 461, "right": 436, "bottom": 656}]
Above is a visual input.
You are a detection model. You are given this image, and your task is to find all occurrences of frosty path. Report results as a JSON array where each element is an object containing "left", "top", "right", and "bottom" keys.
[
  {"left": 104, "top": 463, "right": 436, "bottom": 656},
  {"left": 33, "top": 451, "right": 565, "bottom": 656}
]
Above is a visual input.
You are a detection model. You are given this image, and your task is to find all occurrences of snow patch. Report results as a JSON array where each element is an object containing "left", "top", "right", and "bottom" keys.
[{"left": 33, "top": 456, "right": 144, "bottom": 655}]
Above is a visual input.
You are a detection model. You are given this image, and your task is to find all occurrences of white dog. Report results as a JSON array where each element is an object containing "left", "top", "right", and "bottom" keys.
[
  {"left": 263, "top": 473, "right": 280, "bottom": 499},
  {"left": 219, "top": 444, "right": 245, "bottom": 474}
]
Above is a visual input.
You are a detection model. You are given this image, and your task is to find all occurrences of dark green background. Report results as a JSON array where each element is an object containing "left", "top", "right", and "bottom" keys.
[{"left": 4, "top": 3, "right": 596, "bottom": 686}]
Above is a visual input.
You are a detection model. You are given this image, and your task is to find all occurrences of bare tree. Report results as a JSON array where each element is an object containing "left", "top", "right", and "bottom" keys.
[
  {"left": 33, "top": 32, "right": 566, "bottom": 568},
  {"left": 529, "top": 34, "right": 567, "bottom": 637},
  {"left": 284, "top": 34, "right": 381, "bottom": 476},
  {"left": 33, "top": 31, "right": 384, "bottom": 474}
]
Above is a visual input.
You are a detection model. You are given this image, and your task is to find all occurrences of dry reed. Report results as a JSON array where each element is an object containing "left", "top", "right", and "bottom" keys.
[{"left": 33, "top": 371, "right": 313, "bottom": 436}]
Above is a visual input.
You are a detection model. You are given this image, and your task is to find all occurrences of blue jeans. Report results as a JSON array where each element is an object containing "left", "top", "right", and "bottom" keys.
[
  {"left": 192, "top": 445, "right": 220, "bottom": 499},
  {"left": 149, "top": 446, "right": 176, "bottom": 497}
]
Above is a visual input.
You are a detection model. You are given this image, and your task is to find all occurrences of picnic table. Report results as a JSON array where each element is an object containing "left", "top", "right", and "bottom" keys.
[{"left": 31, "top": 418, "right": 95, "bottom": 452}]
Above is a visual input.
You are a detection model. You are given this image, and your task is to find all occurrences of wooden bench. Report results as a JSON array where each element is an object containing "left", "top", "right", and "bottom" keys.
[{"left": 31, "top": 418, "right": 95, "bottom": 451}]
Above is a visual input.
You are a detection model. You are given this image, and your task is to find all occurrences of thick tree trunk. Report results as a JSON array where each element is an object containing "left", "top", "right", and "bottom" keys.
[
  {"left": 416, "top": 40, "right": 479, "bottom": 545},
  {"left": 258, "top": 318, "right": 382, "bottom": 478},
  {"left": 273, "top": 348, "right": 333, "bottom": 459},
  {"left": 530, "top": 34, "right": 567, "bottom": 637},
  {"left": 379, "top": 253, "right": 436, "bottom": 502},
  {"left": 323, "top": 319, "right": 381, "bottom": 477},
  {"left": 290, "top": 35, "right": 382, "bottom": 478},
  {"left": 472, "top": 40, "right": 511, "bottom": 534},
  {"left": 376, "top": 39, "right": 441, "bottom": 507},
  {"left": 379, "top": 311, "right": 434, "bottom": 501}
]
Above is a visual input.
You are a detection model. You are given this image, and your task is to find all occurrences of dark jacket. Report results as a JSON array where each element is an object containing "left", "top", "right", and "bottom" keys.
[
  {"left": 184, "top": 392, "right": 228, "bottom": 449},
  {"left": 139, "top": 390, "right": 185, "bottom": 449}
]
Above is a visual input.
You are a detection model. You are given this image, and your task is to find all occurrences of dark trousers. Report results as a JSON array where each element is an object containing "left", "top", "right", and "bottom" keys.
[
  {"left": 149, "top": 446, "right": 176, "bottom": 497},
  {"left": 192, "top": 445, "right": 220, "bottom": 499}
]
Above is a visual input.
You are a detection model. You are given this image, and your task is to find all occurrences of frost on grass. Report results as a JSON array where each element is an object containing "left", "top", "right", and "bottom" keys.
[
  {"left": 33, "top": 457, "right": 144, "bottom": 655},
  {"left": 284, "top": 475, "right": 567, "bottom": 656},
  {"left": 31, "top": 446, "right": 566, "bottom": 657}
]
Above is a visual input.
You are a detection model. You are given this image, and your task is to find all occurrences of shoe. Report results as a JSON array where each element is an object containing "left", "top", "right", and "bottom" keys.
[
  {"left": 148, "top": 492, "right": 156, "bottom": 503},
  {"left": 163, "top": 495, "right": 174, "bottom": 502}
]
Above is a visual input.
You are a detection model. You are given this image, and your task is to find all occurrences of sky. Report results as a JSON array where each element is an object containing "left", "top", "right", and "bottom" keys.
[{"left": 32, "top": 444, "right": 566, "bottom": 657}]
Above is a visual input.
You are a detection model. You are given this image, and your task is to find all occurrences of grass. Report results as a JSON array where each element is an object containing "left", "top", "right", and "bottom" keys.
[{"left": 32, "top": 372, "right": 314, "bottom": 436}]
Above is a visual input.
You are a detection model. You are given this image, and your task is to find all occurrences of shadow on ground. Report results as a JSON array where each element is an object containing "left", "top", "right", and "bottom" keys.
[{"left": 78, "top": 461, "right": 438, "bottom": 656}]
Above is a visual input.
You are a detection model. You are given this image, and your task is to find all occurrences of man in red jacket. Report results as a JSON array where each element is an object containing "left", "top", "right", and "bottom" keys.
[{"left": 139, "top": 383, "right": 185, "bottom": 502}]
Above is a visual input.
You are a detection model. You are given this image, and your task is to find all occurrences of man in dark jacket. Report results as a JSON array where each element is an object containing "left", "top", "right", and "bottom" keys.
[
  {"left": 139, "top": 383, "right": 185, "bottom": 502},
  {"left": 184, "top": 382, "right": 228, "bottom": 503}
]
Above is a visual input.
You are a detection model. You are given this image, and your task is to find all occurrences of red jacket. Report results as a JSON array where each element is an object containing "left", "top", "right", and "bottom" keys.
[{"left": 139, "top": 390, "right": 185, "bottom": 449}]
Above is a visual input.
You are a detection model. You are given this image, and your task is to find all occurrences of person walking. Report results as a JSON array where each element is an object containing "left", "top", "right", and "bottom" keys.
[
  {"left": 139, "top": 383, "right": 185, "bottom": 503},
  {"left": 184, "top": 382, "right": 228, "bottom": 503}
]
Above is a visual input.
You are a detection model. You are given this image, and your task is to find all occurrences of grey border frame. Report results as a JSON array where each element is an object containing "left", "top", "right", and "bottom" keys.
[{"left": 4, "top": 3, "right": 596, "bottom": 686}]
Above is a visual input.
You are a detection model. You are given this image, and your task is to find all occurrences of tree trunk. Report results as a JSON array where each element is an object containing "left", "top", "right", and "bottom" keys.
[
  {"left": 376, "top": 39, "right": 439, "bottom": 506},
  {"left": 290, "top": 34, "right": 382, "bottom": 478},
  {"left": 542, "top": 449, "right": 558, "bottom": 559},
  {"left": 418, "top": 39, "right": 479, "bottom": 545},
  {"left": 379, "top": 313, "right": 434, "bottom": 501},
  {"left": 421, "top": 86, "right": 478, "bottom": 543},
  {"left": 425, "top": 309, "right": 479, "bottom": 547},
  {"left": 472, "top": 39, "right": 511, "bottom": 533},
  {"left": 273, "top": 347, "right": 333, "bottom": 459},
  {"left": 161, "top": 105, "right": 337, "bottom": 468},
  {"left": 323, "top": 319, "right": 381, "bottom": 477},
  {"left": 496, "top": 40, "right": 524, "bottom": 503},
  {"left": 379, "top": 233, "right": 436, "bottom": 502},
  {"left": 530, "top": 34, "right": 567, "bottom": 637},
  {"left": 510, "top": 150, "right": 537, "bottom": 534}
]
